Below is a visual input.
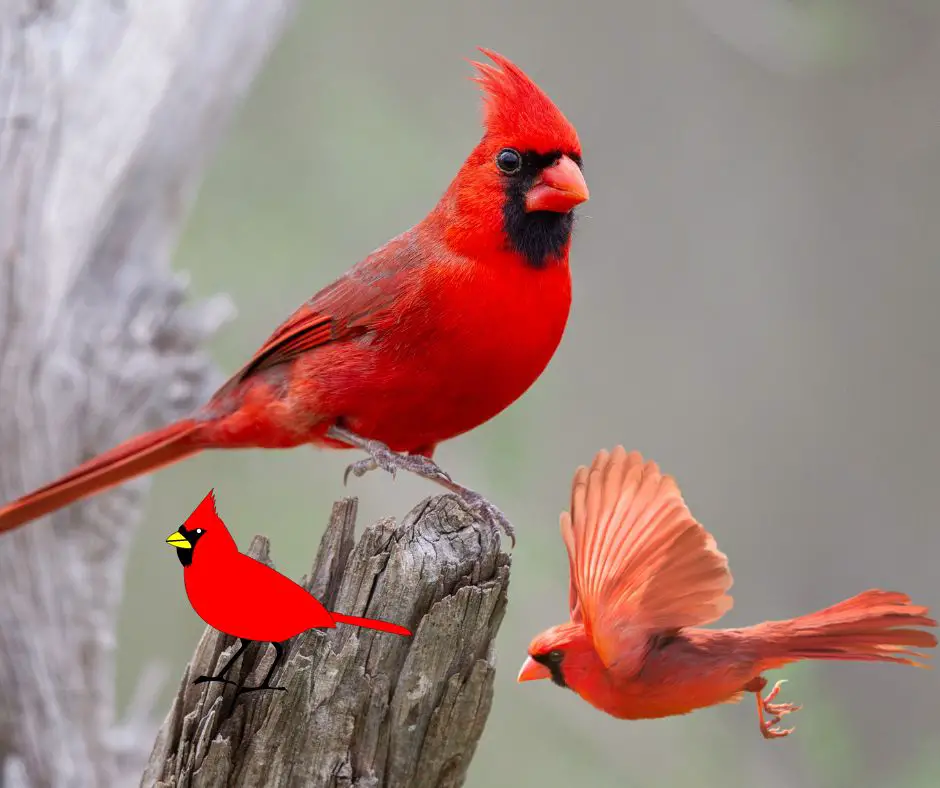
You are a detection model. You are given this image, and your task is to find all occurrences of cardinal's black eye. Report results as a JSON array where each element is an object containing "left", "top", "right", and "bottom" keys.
[
  {"left": 496, "top": 148, "right": 522, "bottom": 174},
  {"left": 548, "top": 649, "right": 563, "bottom": 663},
  {"left": 195, "top": 529, "right": 203, "bottom": 534}
]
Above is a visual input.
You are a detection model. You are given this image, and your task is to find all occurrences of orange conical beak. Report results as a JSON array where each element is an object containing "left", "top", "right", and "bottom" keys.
[
  {"left": 525, "top": 155, "right": 589, "bottom": 213},
  {"left": 517, "top": 656, "right": 551, "bottom": 682}
]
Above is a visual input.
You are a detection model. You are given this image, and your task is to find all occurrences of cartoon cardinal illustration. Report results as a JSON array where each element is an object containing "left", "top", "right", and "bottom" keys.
[
  {"left": 0, "top": 49, "right": 589, "bottom": 545},
  {"left": 518, "top": 447, "right": 937, "bottom": 739},
  {"left": 166, "top": 491, "right": 411, "bottom": 697}
]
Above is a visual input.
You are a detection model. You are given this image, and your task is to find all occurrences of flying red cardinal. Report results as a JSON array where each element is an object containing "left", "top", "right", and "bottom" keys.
[
  {"left": 518, "top": 447, "right": 937, "bottom": 739},
  {"left": 0, "top": 49, "right": 588, "bottom": 544},
  {"left": 166, "top": 490, "right": 410, "bottom": 696}
]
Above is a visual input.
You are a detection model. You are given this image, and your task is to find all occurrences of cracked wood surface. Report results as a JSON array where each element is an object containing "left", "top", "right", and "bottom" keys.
[{"left": 143, "top": 495, "right": 510, "bottom": 788}]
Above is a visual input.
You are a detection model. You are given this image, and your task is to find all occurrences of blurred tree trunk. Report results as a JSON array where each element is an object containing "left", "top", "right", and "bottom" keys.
[
  {"left": 143, "top": 496, "right": 509, "bottom": 788},
  {"left": 0, "top": 2, "right": 297, "bottom": 784}
]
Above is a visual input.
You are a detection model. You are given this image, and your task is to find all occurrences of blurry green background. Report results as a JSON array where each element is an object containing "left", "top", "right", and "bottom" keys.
[{"left": 118, "top": 2, "right": 940, "bottom": 786}]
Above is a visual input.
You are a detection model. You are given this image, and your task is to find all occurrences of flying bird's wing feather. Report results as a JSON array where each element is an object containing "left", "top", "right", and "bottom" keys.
[
  {"left": 562, "top": 447, "right": 734, "bottom": 677},
  {"left": 561, "top": 466, "right": 588, "bottom": 624}
]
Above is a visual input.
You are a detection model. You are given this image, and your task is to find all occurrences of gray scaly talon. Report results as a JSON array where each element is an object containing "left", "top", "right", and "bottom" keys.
[
  {"left": 460, "top": 491, "right": 516, "bottom": 548},
  {"left": 327, "top": 424, "right": 514, "bottom": 545}
]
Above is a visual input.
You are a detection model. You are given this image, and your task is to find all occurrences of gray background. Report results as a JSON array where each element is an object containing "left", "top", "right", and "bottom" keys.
[{"left": 119, "top": 2, "right": 940, "bottom": 786}]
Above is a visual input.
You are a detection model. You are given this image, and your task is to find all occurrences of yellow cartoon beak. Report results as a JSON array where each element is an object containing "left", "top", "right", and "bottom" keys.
[{"left": 165, "top": 530, "right": 192, "bottom": 550}]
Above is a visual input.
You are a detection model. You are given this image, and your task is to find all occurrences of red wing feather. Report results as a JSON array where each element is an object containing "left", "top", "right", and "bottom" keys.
[
  {"left": 228, "top": 311, "right": 336, "bottom": 384},
  {"left": 561, "top": 447, "right": 734, "bottom": 677},
  {"left": 214, "top": 245, "right": 419, "bottom": 394}
]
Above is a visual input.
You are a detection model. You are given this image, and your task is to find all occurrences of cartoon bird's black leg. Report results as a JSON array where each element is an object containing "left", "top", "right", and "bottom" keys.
[
  {"left": 193, "top": 637, "right": 250, "bottom": 687},
  {"left": 235, "top": 641, "right": 289, "bottom": 699}
]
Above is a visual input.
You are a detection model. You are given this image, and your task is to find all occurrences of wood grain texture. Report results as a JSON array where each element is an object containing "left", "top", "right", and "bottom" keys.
[
  {"left": 144, "top": 495, "right": 510, "bottom": 788},
  {"left": 0, "top": 2, "right": 298, "bottom": 784}
]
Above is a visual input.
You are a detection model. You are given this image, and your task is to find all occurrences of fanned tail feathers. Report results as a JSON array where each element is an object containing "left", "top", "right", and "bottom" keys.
[{"left": 764, "top": 590, "right": 937, "bottom": 668}]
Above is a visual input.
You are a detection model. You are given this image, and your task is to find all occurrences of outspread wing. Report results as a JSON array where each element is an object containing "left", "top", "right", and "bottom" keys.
[{"left": 560, "top": 447, "right": 734, "bottom": 677}]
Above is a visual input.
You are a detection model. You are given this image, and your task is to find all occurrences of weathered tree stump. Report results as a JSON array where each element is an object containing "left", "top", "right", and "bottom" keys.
[
  {"left": 0, "top": 2, "right": 299, "bottom": 784},
  {"left": 143, "top": 495, "right": 510, "bottom": 788}
]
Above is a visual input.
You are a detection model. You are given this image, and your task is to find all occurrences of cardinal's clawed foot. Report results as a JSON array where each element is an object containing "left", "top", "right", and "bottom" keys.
[
  {"left": 327, "top": 425, "right": 515, "bottom": 544},
  {"left": 327, "top": 426, "right": 452, "bottom": 486},
  {"left": 754, "top": 678, "right": 801, "bottom": 739},
  {"left": 342, "top": 445, "right": 451, "bottom": 486},
  {"left": 441, "top": 485, "right": 516, "bottom": 547}
]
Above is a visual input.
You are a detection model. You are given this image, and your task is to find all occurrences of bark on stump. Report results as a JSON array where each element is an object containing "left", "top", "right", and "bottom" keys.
[{"left": 143, "top": 495, "right": 511, "bottom": 788}]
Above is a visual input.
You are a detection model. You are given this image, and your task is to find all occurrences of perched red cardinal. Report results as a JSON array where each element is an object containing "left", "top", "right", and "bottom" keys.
[
  {"left": 0, "top": 49, "right": 588, "bottom": 543},
  {"left": 518, "top": 447, "right": 937, "bottom": 739},
  {"left": 166, "top": 490, "right": 410, "bottom": 696}
]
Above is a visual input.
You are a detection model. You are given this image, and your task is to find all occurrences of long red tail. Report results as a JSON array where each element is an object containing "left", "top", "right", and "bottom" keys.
[
  {"left": 760, "top": 589, "right": 937, "bottom": 669},
  {"left": 331, "top": 612, "right": 412, "bottom": 637},
  {"left": 0, "top": 419, "right": 201, "bottom": 535}
]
